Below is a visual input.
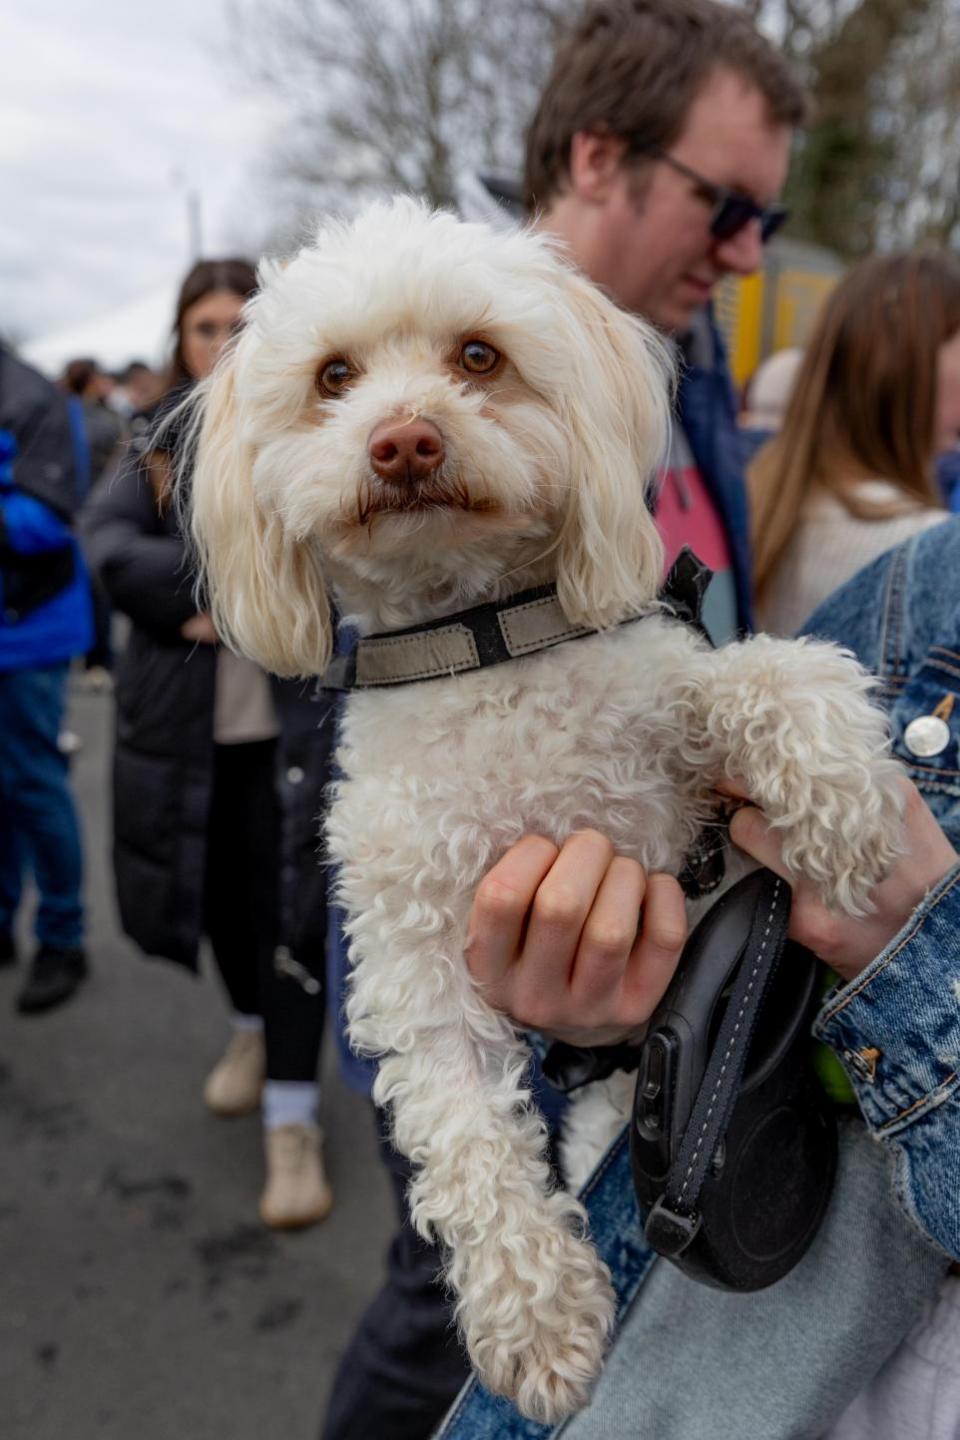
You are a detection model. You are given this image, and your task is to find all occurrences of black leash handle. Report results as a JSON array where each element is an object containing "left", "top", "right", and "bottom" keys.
[{"left": 644, "top": 870, "right": 792, "bottom": 1256}]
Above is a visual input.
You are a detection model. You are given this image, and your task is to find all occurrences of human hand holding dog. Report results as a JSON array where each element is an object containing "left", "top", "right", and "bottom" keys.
[
  {"left": 724, "top": 776, "right": 959, "bottom": 983},
  {"left": 467, "top": 779, "right": 959, "bottom": 1041},
  {"left": 466, "top": 829, "right": 688, "bottom": 1046}
]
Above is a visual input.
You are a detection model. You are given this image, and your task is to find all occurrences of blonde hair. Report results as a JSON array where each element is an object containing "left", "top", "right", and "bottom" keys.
[{"left": 749, "top": 251, "right": 960, "bottom": 603}]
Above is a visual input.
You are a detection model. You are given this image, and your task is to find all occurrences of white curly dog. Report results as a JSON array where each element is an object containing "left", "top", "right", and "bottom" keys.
[{"left": 188, "top": 199, "right": 903, "bottom": 1422}]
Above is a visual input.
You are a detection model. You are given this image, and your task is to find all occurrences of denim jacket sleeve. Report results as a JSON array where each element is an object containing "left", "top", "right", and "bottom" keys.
[
  {"left": 804, "top": 519, "right": 960, "bottom": 1259},
  {"left": 813, "top": 863, "right": 960, "bottom": 1258}
]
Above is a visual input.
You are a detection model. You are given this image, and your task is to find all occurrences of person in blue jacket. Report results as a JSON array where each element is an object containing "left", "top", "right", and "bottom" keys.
[{"left": 0, "top": 345, "right": 93, "bottom": 1013}]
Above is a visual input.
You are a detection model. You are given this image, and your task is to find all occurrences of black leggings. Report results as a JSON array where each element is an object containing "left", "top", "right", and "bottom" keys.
[{"left": 203, "top": 740, "right": 325, "bottom": 1083}]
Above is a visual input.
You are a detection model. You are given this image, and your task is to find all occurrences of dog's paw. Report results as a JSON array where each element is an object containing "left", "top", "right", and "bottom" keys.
[
  {"left": 460, "top": 1197, "right": 614, "bottom": 1422},
  {"left": 489, "top": 1294, "right": 612, "bottom": 1424},
  {"left": 778, "top": 760, "right": 906, "bottom": 915}
]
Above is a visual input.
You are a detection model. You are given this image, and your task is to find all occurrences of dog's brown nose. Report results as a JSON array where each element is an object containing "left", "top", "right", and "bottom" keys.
[{"left": 368, "top": 417, "right": 445, "bottom": 483}]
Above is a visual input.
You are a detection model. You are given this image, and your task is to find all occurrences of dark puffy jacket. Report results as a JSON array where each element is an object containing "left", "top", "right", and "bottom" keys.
[
  {"left": 0, "top": 346, "right": 79, "bottom": 518},
  {"left": 81, "top": 427, "right": 334, "bottom": 971}
]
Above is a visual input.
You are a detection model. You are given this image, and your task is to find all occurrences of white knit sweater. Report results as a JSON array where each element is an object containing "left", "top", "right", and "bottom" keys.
[{"left": 757, "top": 481, "right": 948, "bottom": 638}]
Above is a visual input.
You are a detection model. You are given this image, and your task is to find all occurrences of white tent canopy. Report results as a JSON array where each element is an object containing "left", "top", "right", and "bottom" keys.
[{"left": 22, "top": 285, "right": 178, "bottom": 379}]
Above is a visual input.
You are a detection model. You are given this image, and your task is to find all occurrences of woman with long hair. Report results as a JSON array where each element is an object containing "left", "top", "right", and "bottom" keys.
[
  {"left": 83, "top": 259, "right": 332, "bottom": 1229},
  {"left": 749, "top": 251, "right": 958, "bottom": 635}
]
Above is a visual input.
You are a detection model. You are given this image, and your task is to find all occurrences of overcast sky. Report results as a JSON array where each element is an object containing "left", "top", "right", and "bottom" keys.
[{"left": 2, "top": 0, "right": 277, "bottom": 346}]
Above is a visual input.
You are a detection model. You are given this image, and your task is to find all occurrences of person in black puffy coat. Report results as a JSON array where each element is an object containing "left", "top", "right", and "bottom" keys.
[{"left": 82, "top": 259, "right": 335, "bottom": 1229}]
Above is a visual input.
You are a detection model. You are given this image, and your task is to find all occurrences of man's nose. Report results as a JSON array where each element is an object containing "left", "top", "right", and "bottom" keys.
[
  {"left": 713, "top": 218, "right": 764, "bottom": 277},
  {"left": 368, "top": 417, "right": 445, "bottom": 483}
]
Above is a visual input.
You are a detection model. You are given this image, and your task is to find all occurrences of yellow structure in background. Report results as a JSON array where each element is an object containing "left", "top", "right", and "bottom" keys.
[
  {"left": 715, "top": 238, "right": 844, "bottom": 391},
  {"left": 714, "top": 271, "right": 765, "bottom": 389}
]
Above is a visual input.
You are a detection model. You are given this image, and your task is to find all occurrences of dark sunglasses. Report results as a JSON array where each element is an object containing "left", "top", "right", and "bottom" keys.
[{"left": 631, "top": 142, "right": 789, "bottom": 243}]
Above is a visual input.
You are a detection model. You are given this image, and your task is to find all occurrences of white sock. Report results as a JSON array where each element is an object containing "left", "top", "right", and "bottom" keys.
[
  {"left": 262, "top": 1080, "right": 319, "bottom": 1131},
  {"left": 230, "top": 1011, "right": 264, "bottom": 1033}
]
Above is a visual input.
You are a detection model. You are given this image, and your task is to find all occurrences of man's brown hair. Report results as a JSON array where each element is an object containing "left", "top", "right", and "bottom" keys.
[
  {"left": 524, "top": 0, "right": 808, "bottom": 211},
  {"left": 748, "top": 251, "right": 960, "bottom": 603}
]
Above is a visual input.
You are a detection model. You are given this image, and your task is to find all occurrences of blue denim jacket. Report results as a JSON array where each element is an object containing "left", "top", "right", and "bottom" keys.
[{"left": 439, "top": 518, "right": 960, "bottom": 1440}]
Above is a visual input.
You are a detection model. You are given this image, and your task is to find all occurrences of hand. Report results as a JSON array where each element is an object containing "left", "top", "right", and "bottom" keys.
[
  {"left": 180, "top": 612, "right": 218, "bottom": 645},
  {"left": 724, "top": 777, "right": 959, "bottom": 983},
  {"left": 465, "top": 830, "right": 688, "bottom": 1046}
]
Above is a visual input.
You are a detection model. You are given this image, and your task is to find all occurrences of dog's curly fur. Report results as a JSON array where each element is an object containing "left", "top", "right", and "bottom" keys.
[{"left": 188, "top": 200, "right": 904, "bottom": 1421}]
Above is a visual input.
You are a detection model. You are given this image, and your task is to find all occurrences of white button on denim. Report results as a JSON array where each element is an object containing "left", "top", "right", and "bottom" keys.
[{"left": 903, "top": 715, "right": 951, "bottom": 758}]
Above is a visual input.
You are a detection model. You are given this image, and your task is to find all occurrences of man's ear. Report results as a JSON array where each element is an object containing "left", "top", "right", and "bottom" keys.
[{"left": 568, "top": 131, "right": 631, "bottom": 203}]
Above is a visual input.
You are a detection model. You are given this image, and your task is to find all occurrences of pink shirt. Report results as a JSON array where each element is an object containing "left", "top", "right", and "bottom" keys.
[{"left": 654, "top": 422, "right": 738, "bottom": 644}]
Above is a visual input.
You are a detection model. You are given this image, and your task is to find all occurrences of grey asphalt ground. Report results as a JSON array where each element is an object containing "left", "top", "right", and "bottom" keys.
[{"left": 0, "top": 679, "right": 396, "bottom": 1440}]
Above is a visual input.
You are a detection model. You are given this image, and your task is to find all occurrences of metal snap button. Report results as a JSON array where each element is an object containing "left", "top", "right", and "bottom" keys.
[
  {"left": 286, "top": 765, "right": 305, "bottom": 784},
  {"left": 903, "top": 714, "right": 951, "bottom": 758}
]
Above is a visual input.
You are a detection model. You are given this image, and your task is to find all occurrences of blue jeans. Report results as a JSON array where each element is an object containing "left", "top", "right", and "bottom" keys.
[{"left": 0, "top": 664, "right": 84, "bottom": 949}]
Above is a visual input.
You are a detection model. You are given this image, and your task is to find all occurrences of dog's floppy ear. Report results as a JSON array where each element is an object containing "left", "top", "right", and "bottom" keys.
[
  {"left": 553, "top": 271, "right": 673, "bottom": 629},
  {"left": 189, "top": 351, "right": 333, "bottom": 679}
]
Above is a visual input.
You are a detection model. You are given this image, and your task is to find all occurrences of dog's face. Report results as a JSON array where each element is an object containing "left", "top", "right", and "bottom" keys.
[
  {"left": 240, "top": 215, "right": 588, "bottom": 569},
  {"left": 191, "top": 199, "right": 672, "bottom": 676}
]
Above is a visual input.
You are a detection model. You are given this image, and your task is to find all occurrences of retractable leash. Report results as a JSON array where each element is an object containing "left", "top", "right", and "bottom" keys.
[{"left": 631, "top": 868, "right": 838, "bottom": 1292}]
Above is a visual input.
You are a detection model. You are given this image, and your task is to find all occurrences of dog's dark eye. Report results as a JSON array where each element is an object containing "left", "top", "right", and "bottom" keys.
[
  {"left": 317, "top": 358, "right": 354, "bottom": 397},
  {"left": 459, "top": 340, "right": 501, "bottom": 376}
]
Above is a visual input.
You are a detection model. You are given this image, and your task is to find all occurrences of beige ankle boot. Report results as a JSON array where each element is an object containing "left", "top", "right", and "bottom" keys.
[
  {"left": 203, "top": 1030, "right": 266, "bottom": 1116},
  {"left": 260, "top": 1123, "right": 333, "bottom": 1229}
]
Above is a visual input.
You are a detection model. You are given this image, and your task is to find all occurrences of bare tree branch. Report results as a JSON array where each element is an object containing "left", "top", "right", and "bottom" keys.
[
  {"left": 229, "top": 0, "right": 960, "bottom": 260},
  {"left": 229, "top": 0, "right": 577, "bottom": 225}
]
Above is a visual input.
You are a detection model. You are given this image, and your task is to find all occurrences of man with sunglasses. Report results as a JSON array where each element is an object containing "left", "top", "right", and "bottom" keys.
[{"left": 528, "top": 0, "right": 805, "bottom": 643}]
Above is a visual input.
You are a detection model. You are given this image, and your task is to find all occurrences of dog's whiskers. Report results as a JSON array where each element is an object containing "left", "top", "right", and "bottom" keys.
[{"left": 350, "top": 470, "right": 484, "bottom": 522}]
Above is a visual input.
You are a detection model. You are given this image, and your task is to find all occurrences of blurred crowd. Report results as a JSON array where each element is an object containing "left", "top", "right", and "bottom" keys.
[
  {"left": 2, "top": 262, "right": 335, "bottom": 1235},
  {"left": 2, "top": 1, "right": 959, "bottom": 1438}
]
